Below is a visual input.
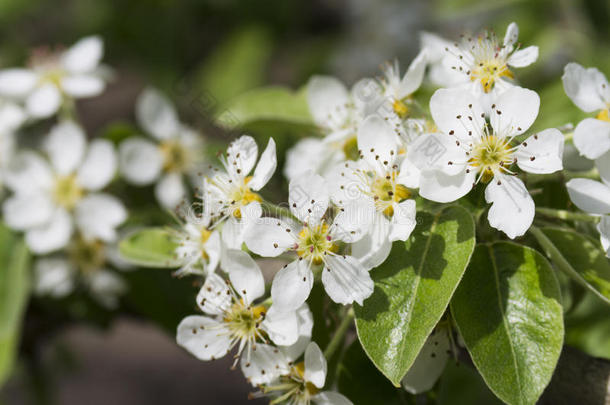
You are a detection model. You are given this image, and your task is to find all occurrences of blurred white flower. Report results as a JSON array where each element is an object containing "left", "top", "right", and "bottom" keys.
[
  {"left": 119, "top": 87, "right": 205, "bottom": 209},
  {"left": 0, "top": 36, "right": 108, "bottom": 118},
  {"left": 2, "top": 121, "right": 126, "bottom": 253},
  {"left": 410, "top": 86, "right": 563, "bottom": 238},
  {"left": 245, "top": 172, "right": 374, "bottom": 310},
  {"left": 0, "top": 98, "right": 26, "bottom": 191}
]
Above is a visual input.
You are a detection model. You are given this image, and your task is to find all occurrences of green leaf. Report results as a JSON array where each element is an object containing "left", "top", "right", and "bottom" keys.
[
  {"left": 216, "top": 86, "right": 313, "bottom": 129},
  {"left": 0, "top": 224, "right": 31, "bottom": 387},
  {"left": 119, "top": 228, "right": 181, "bottom": 268},
  {"left": 451, "top": 242, "right": 564, "bottom": 405},
  {"left": 536, "top": 227, "right": 610, "bottom": 304},
  {"left": 565, "top": 290, "right": 610, "bottom": 360},
  {"left": 355, "top": 206, "right": 475, "bottom": 386}
]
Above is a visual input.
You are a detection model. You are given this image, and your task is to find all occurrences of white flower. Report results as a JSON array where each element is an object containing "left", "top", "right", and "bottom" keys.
[
  {"left": 176, "top": 250, "right": 304, "bottom": 367},
  {"left": 34, "top": 235, "right": 127, "bottom": 308},
  {"left": 326, "top": 115, "right": 419, "bottom": 268},
  {"left": 562, "top": 63, "right": 610, "bottom": 160},
  {"left": 0, "top": 99, "right": 26, "bottom": 191},
  {"left": 252, "top": 342, "right": 353, "bottom": 405},
  {"left": 284, "top": 76, "right": 366, "bottom": 181},
  {"left": 441, "top": 22, "right": 538, "bottom": 98},
  {"left": 244, "top": 172, "right": 374, "bottom": 310},
  {"left": 2, "top": 121, "right": 126, "bottom": 253},
  {"left": 204, "top": 135, "right": 275, "bottom": 248},
  {"left": 566, "top": 177, "right": 610, "bottom": 257},
  {"left": 0, "top": 36, "right": 107, "bottom": 118},
  {"left": 420, "top": 32, "right": 464, "bottom": 87},
  {"left": 119, "top": 87, "right": 205, "bottom": 209},
  {"left": 410, "top": 86, "right": 563, "bottom": 238}
]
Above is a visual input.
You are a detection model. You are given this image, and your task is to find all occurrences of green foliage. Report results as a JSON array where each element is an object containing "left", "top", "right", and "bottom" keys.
[
  {"left": 119, "top": 228, "right": 181, "bottom": 268},
  {"left": 565, "top": 290, "right": 610, "bottom": 360},
  {"left": 451, "top": 242, "right": 564, "bottom": 405},
  {"left": 355, "top": 206, "right": 475, "bottom": 386},
  {"left": 0, "top": 225, "right": 31, "bottom": 387}
]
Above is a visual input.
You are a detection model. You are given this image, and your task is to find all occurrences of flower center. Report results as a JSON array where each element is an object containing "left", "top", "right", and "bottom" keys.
[
  {"left": 296, "top": 223, "right": 337, "bottom": 265},
  {"left": 68, "top": 236, "right": 106, "bottom": 275},
  {"left": 393, "top": 98, "right": 409, "bottom": 119},
  {"left": 263, "top": 362, "right": 319, "bottom": 405},
  {"left": 597, "top": 108, "right": 610, "bottom": 122},
  {"left": 371, "top": 172, "right": 410, "bottom": 216},
  {"left": 230, "top": 176, "right": 262, "bottom": 218},
  {"left": 53, "top": 174, "right": 83, "bottom": 209},
  {"left": 160, "top": 139, "right": 190, "bottom": 172},
  {"left": 342, "top": 136, "right": 359, "bottom": 161},
  {"left": 470, "top": 59, "right": 513, "bottom": 93},
  {"left": 223, "top": 302, "right": 266, "bottom": 342},
  {"left": 468, "top": 135, "right": 514, "bottom": 183}
]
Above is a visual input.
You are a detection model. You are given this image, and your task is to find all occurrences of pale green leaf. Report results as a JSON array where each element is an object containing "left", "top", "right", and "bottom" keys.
[{"left": 119, "top": 228, "right": 181, "bottom": 268}]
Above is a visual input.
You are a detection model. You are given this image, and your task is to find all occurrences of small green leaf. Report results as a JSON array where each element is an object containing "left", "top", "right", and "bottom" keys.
[
  {"left": 565, "top": 290, "right": 610, "bottom": 360},
  {"left": 119, "top": 228, "right": 181, "bottom": 268},
  {"left": 355, "top": 206, "right": 475, "bottom": 386},
  {"left": 537, "top": 227, "right": 610, "bottom": 304},
  {"left": 0, "top": 224, "right": 31, "bottom": 387},
  {"left": 216, "top": 86, "right": 313, "bottom": 129},
  {"left": 451, "top": 242, "right": 564, "bottom": 405}
]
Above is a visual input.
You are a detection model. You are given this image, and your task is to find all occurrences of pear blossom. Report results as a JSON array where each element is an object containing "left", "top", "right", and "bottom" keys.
[
  {"left": 0, "top": 36, "right": 108, "bottom": 118},
  {"left": 34, "top": 235, "right": 128, "bottom": 308},
  {"left": 441, "top": 22, "right": 538, "bottom": 98},
  {"left": 0, "top": 99, "right": 26, "bottom": 190},
  {"left": 176, "top": 250, "right": 305, "bottom": 367},
  {"left": 203, "top": 135, "right": 274, "bottom": 249},
  {"left": 420, "top": 32, "right": 464, "bottom": 87},
  {"left": 251, "top": 342, "right": 353, "bottom": 405},
  {"left": 326, "top": 115, "right": 419, "bottom": 268},
  {"left": 119, "top": 87, "right": 206, "bottom": 209},
  {"left": 562, "top": 63, "right": 610, "bottom": 160},
  {"left": 410, "top": 86, "right": 563, "bottom": 238},
  {"left": 244, "top": 172, "right": 374, "bottom": 310},
  {"left": 2, "top": 121, "right": 126, "bottom": 253}
]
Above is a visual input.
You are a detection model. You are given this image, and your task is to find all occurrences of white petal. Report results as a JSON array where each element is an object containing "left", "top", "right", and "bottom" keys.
[
  {"left": 507, "top": 46, "right": 538, "bottom": 68},
  {"left": 485, "top": 174, "right": 535, "bottom": 239},
  {"left": 241, "top": 343, "right": 290, "bottom": 386},
  {"left": 281, "top": 304, "right": 314, "bottom": 362},
  {"left": 3, "top": 193, "right": 55, "bottom": 230},
  {"left": 244, "top": 217, "right": 295, "bottom": 257},
  {"left": 401, "top": 329, "right": 451, "bottom": 394},
  {"left": 418, "top": 169, "right": 475, "bottom": 203},
  {"left": 196, "top": 272, "right": 232, "bottom": 315},
  {"left": 289, "top": 172, "right": 329, "bottom": 224},
  {"left": 3, "top": 152, "right": 54, "bottom": 193},
  {"left": 220, "top": 202, "right": 262, "bottom": 250},
  {"left": 322, "top": 255, "right": 374, "bottom": 306},
  {"left": 490, "top": 86, "right": 539, "bottom": 136},
  {"left": 25, "top": 209, "right": 73, "bottom": 253},
  {"left": 573, "top": 118, "right": 610, "bottom": 159},
  {"left": 45, "top": 121, "right": 86, "bottom": 175},
  {"left": 357, "top": 115, "right": 398, "bottom": 170},
  {"left": 516, "top": 128, "right": 564, "bottom": 174},
  {"left": 407, "top": 132, "right": 467, "bottom": 176},
  {"left": 271, "top": 260, "right": 314, "bottom": 312},
  {"left": 202, "top": 230, "right": 221, "bottom": 274},
  {"left": 314, "top": 391, "right": 353, "bottom": 405},
  {"left": 75, "top": 194, "right": 127, "bottom": 242},
  {"left": 0, "top": 69, "right": 36, "bottom": 97},
  {"left": 226, "top": 135, "right": 258, "bottom": 177},
  {"left": 304, "top": 342, "right": 327, "bottom": 388},
  {"left": 34, "top": 258, "right": 74, "bottom": 298},
  {"left": 307, "top": 76, "right": 350, "bottom": 128},
  {"left": 331, "top": 200, "right": 375, "bottom": 243},
  {"left": 62, "top": 36, "right": 103, "bottom": 73},
  {"left": 61, "top": 74, "right": 104, "bottom": 97},
  {"left": 26, "top": 84, "right": 61, "bottom": 118},
  {"left": 325, "top": 160, "right": 367, "bottom": 204},
  {"left": 248, "top": 137, "right": 276, "bottom": 191},
  {"left": 222, "top": 249, "right": 265, "bottom": 305},
  {"left": 397, "top": 157, "right": 420, "bottom": 189},
  {"left": 0, "top": 102, "right": 26, "bottom": 132},
  {"left": 430, "top": 88, "right": 483, "bottom": 140},
  {"left": 503, "top": 22, "right": 519, "bottom": 47},
  {"left": 566, "top": 178, "right": 610, "bottom": 214},
  {"left": 597, "top": 216, "right": 610, "bottom": 256},
  {"left": 284, "top": 137, "right": 337, "bottom": 181},
  {"left": 595, "top": 150, "right": 610, "bottom": 186},
  {"left": 562, "top": 63, "right": 609, "bottom": 112},
  {"left": 176, "top": 315, "right": 231, "bottom": 361},
  {"left": 262, "top": 305, "right": 299, "bottom": 346},
  {"left": 389, "top": 199, "right": 417, "bottom": 242},
  {"left": 88, "top": 270, "right": 127, "bottom": 308},
  {"left": 77, "top": 139, "right": 117, "bottom": 190},
  {"left": 352, "top": 213, "right": 392, "bottom": 270},
  {"left": 155, "top": 172, "right": 186, "bottom": 209},
  {"left": 398, "top": 50, "right": 427, "bottom": 98},
  {"left": 118, "top": 137, "right": 163, "bottom": 185},
  {"left": 136, "top": 87, "right": 180, "bottom": 140}
]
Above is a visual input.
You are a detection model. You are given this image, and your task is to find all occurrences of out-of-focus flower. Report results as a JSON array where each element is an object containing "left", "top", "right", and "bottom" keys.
[
  {"left": 3, "top": 121, "right": 126, "bottom": 253},
  {"left": 0, "top": 36, "right": 108, "bottom": 118},
  {"left": 119, "top": 87, "right": 206, "bottom": 209},
  {"left": 410, "top": 86, "right": 563, "bottom": 238},
  {"left": 0, "top": 98, "right": 26, "bottom": 191},
  {"left": 245, "top": 172, "right": 374, "bottom": 310}
]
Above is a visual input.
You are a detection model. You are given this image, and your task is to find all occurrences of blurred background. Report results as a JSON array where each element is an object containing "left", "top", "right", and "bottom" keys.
[{"left": 1, "top": 0, "right": 610, "bottom": 404}]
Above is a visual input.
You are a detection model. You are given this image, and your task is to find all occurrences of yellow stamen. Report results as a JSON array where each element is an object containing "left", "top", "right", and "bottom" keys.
[
  {"left": 296, "top": 224, "right": 337, "bottom": 265},
  {"left": 596, "top": 109, "right": 610, "bottom": 122},
  {"left": 393, "top": 99, "right": 409, "bottom": 119},
  {"left": 53, "top": 174, "right": 83, "bottom": 209},
  {"left": 470, "top": 60, "right": 513, "bottom": 93},
  {"left": 232, "top": 176, "right": 262, "bottom": 218},
  {"left": 371, "top": 173, "right": 410, "bottom": 216},
  {"left": 468, "top": 135, "right": 513, "bottom": 183}
]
